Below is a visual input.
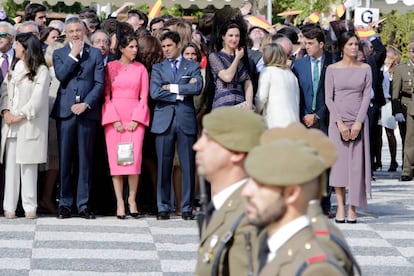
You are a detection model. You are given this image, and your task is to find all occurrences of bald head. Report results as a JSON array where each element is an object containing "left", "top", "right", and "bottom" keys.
[{"left": 274, "top": 36, "right": 293, "bottom": 56}]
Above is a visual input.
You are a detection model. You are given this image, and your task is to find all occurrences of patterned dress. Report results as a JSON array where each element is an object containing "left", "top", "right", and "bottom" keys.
[{"left": 209, "top": 51, "right": 250, "bottom": 109}]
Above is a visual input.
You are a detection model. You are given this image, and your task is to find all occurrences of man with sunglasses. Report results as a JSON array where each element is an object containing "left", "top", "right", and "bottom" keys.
[{"left": 0, "top": 21, "right": 16, "bottom": 215}]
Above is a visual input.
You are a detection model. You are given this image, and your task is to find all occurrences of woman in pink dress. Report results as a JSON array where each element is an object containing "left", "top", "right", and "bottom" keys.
[
  {"left": 102, "top": 34, "right": 149, "bottom": 219},
  {"left": 325, "top": 31, "right": 372, "bottom": 223}
]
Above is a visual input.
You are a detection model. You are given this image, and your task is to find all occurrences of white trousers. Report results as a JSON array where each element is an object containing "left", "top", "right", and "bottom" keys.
[{"left": 3, "top": 138, "right": 38, "bottom": 213}]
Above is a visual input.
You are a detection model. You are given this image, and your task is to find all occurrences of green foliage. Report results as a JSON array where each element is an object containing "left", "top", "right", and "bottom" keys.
[{"left": 379, "top": 10, "right": 414, "bottom": 61}]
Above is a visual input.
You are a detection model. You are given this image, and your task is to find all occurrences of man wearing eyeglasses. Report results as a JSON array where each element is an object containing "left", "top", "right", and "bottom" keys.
[
  {"left": 392, "top": 42, "right": 414, "bottom": 181},
  {"left": 0, "top": 21, "right": 16, "bottom": 215}
]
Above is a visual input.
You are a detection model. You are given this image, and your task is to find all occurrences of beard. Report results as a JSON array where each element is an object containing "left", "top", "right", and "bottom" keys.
[{"left": 248, "top": 196, "right": 287, "bottom": 228}]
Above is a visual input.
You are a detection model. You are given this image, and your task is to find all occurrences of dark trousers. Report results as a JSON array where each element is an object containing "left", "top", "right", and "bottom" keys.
[
  {"left": 57, "top": 116, "right": 97, "bottom": 212},
  {"left": 155, "top": 115, "right": 196, "bottom": 213}
]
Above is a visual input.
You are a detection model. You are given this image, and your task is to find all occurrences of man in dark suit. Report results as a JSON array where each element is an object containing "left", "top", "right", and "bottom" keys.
[
  {"left": 150, "top": 31, "right": 203, "bottom": 220},
  {"left": 292, "top": 27, "right": 333, "bottom": 134},
  {"left": 52, "top": 17, "right": 104, "bottom": 219},
  {"left": 292, "top": 27, "right": 335, "bottom": 217},
  {"left": 0, "top": 21, "right": 16, "bottom": 215}
]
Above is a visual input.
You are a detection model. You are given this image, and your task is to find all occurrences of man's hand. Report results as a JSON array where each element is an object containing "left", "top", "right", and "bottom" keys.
[
  {"left": 71, "top": 103, "right": 87, "bottom": 115},
  {"left": 70, "top": 40, "right": 83, "bottom": 59},
  {"left": 303, "top": 114, "right": 317, "bottom": 127}
]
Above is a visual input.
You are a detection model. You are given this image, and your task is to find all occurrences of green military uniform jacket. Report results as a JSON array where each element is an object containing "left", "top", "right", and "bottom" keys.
[
  {"left": 195, "top": 185, "right": 257, "bottom": 276},
  {"left": 308, "top": 200, "right": 360, "bottom": 275},
  {"left": 258, "top": 226, "right": 346, "bottom": 276},
  {"left": 392, "top": 61, "right": 414, "bottom": 115}
]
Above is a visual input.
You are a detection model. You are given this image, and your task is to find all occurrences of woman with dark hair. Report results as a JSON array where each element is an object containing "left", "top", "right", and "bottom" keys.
[
  {"left": 182, "top": 42, "right": 202, "bottom": 63},
  {"left": 40, "top": 27, "right": 61, "bottom": 48},
  {"left": 0, "top": 33, "right": 50, "bottom": 219},
  {"left": 325, "top": 31, "right": 372, "bottom": 223},
  {"left": 208, "top": 20, "right": 253, "bottom": 109},
  {"left": 102, "top": 34, "right": 149, "bottom": 219}
]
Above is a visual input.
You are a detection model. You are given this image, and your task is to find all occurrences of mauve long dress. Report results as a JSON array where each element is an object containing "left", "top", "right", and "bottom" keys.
[
  {"left": 102, "top": 60, "right": 149, "bottom": 176},
  {"left": 325, "top": 66, "right": 372, "bottom": 208}
]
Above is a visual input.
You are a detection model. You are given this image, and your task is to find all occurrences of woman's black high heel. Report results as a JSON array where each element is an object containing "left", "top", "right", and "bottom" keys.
[
  {"left": 117, "top": 214, "right": 126, "bottom": 219},
  {"left": 373, "top": 161, "right": 382, "bottom": 171},
  {"left": 128, "top": 204, "right": 141, "bottom": 218},
  {"left": 388, "top": 161, "right": 398, "bottom": 172}
]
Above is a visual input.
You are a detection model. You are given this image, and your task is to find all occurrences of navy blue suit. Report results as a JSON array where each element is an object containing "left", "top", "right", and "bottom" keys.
[
  {"left": 52, "top": 44, "right": 104, "bottom": 212},
  {"left": 150, "top": 57, "right": 203, "bottom": 213},
  {"left": 292, "top": 52, "right": 334, "bottom": 134}
]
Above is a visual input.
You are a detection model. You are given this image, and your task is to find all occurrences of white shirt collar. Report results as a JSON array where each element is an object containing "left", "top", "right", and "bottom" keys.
[
  {"left": 212, "top": 178, "right": 248, "bottom": 210},
  {"left": 266, "top": 215, "right": 310, "bottom": 262}
]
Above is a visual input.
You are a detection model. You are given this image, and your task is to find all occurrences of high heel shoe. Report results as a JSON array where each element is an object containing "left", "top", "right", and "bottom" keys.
[
  {"left": 388, "top": 161, "right": 398, "bottom": 172},
  {"left": 373, "top": 161, "right": 382, "bottom": 171},
  {"left": 117, "top": 214, "right": 126, "bottom": 220},
  {"left": 128, "top": 202, "right": 141, "bottom": 218}
]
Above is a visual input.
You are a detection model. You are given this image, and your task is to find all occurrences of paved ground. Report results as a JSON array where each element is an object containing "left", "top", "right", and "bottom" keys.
[{"left": 1, "top": 131, "right": 413, "bottom": 275}]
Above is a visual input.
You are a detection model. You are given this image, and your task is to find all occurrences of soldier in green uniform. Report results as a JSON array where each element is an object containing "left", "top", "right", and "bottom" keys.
[
  {"left": 242, "top": 140, "right": 347, "bottom": 276},
  {"left": 392, "top": 41, "right": 414, "bottom": 181},
  {"left": 194, "top": 106, "right": 266, "bottom": 276},
  {"left": 260, "top": 123, "right": 360, "bottom": 275}
]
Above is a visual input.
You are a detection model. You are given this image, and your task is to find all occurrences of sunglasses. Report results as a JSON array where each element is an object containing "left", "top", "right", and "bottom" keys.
[{"left": 0, "top": 32, "right": 10, "bottom": 38}]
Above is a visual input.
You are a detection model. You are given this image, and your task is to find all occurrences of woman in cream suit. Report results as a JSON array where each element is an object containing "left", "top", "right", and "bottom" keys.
[
  {"left": 0, "top": 33, "right": 50, "bottom": 219},
  {"left": 255, "top": 43, "right": 300, "bottom": 128}
]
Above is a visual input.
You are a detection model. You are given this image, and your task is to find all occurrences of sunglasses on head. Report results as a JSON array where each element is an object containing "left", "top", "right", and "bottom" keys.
[{"left": 0, "top": 32, "right": 10, "bottom": 38}]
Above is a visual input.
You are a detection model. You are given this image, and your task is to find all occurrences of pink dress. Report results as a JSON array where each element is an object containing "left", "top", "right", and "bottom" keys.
[{"left": 102, "top": 60, "right": 149, "bottom": 175}]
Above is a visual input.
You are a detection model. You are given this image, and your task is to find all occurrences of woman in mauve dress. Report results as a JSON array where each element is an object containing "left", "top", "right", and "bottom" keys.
[
  {"left": 325, "top": 31, "right": 372, "bottom": 223},
  {"left": 102, "top": 34, "right": 149, "bottom": 219}
]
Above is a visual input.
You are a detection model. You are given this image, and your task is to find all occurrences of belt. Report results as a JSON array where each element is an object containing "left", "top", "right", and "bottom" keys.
[{"left": 401, "top": 91, "right": 412, "bottom": 99}]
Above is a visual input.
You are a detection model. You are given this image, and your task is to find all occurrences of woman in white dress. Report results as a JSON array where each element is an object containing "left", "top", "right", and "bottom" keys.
[
  {"left": 378, "top": 47, "right": 401, "bottom": 171},
  {"left": 255, "top": 42, "right": 300, "bottom": 128}
]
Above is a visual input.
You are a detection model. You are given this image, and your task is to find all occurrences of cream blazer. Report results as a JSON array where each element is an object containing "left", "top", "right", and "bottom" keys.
[
  {"left": 255, "top": 66, "right": 300, "bottom": 128},
  {"left": 0, "top": 60, "right": 50, "bottom": 164}
]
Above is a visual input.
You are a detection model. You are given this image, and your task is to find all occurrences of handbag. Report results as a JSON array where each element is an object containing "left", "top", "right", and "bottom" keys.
[
  {"left": 117, "top": 142, "right": 134, "bottom": 165},
  {"left": 117, "top": 132, "right": 134, "bottom": 165}
]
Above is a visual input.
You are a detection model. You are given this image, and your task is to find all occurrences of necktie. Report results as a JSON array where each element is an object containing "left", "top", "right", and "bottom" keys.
[
  {"left": 257, "top": 235, "right": 270, "bottom": 272},
  {"left": 1, "top": 53, "right": 8, "bottom": 78},
  {"left": 171, "top": 59, "right": 178, "bottom": 77},
  {"left": 312, "top": 58, "right": 320, "bottom": 111},
  {"left": 205, "top": 201, "right": 215, "bottom": 226}
]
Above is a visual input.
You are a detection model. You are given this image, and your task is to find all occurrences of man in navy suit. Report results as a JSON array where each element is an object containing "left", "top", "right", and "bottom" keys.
[
  {"left": 292, "top": 27, "right": 334, "bottom": 134},
  {"left": 292, "top": 27, "right": 335, "bottom": 216},
  {"left": 52, "top": 17, "right": 104, "bottom": 219},
  {"left": 150, "top": 31, "right": 203, "bottom": 220}
]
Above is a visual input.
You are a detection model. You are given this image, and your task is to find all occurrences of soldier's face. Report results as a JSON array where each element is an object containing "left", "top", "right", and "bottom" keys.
[
  {"left": 242, "top": 178, "right": 287, "bottom": 227},
  {"left": 193, "top": 130, "right": 233, "bottom": 183}
]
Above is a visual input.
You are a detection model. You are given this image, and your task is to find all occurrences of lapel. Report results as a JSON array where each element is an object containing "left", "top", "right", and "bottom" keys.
[
  {"left": 81, "top": 44, "right": 91, "bottom": 62},
  {"left": 200, "top": 185, "right": 245, "bottom": 244},
  {"left": 260, "top": 226, "right": 314, "bottom": 275}
]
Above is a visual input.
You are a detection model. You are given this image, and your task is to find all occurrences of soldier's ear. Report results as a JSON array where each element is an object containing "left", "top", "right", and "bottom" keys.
[{"left": 284, "top": 185, "right": 301, "bottom": 206}]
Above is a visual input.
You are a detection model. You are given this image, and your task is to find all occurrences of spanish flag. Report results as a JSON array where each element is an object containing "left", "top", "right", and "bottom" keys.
[
  {"left": 308, "top": 12, "right": 320, "bottom": 23},
  {"left": 355, "top": 27, "right": 376, "bottom": 40},
  {"left": 336, "top": 4, "right": 346, "bottom": 18},
  {"left": 148, "top": 0, "right": 162, "bottom": 19}
]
